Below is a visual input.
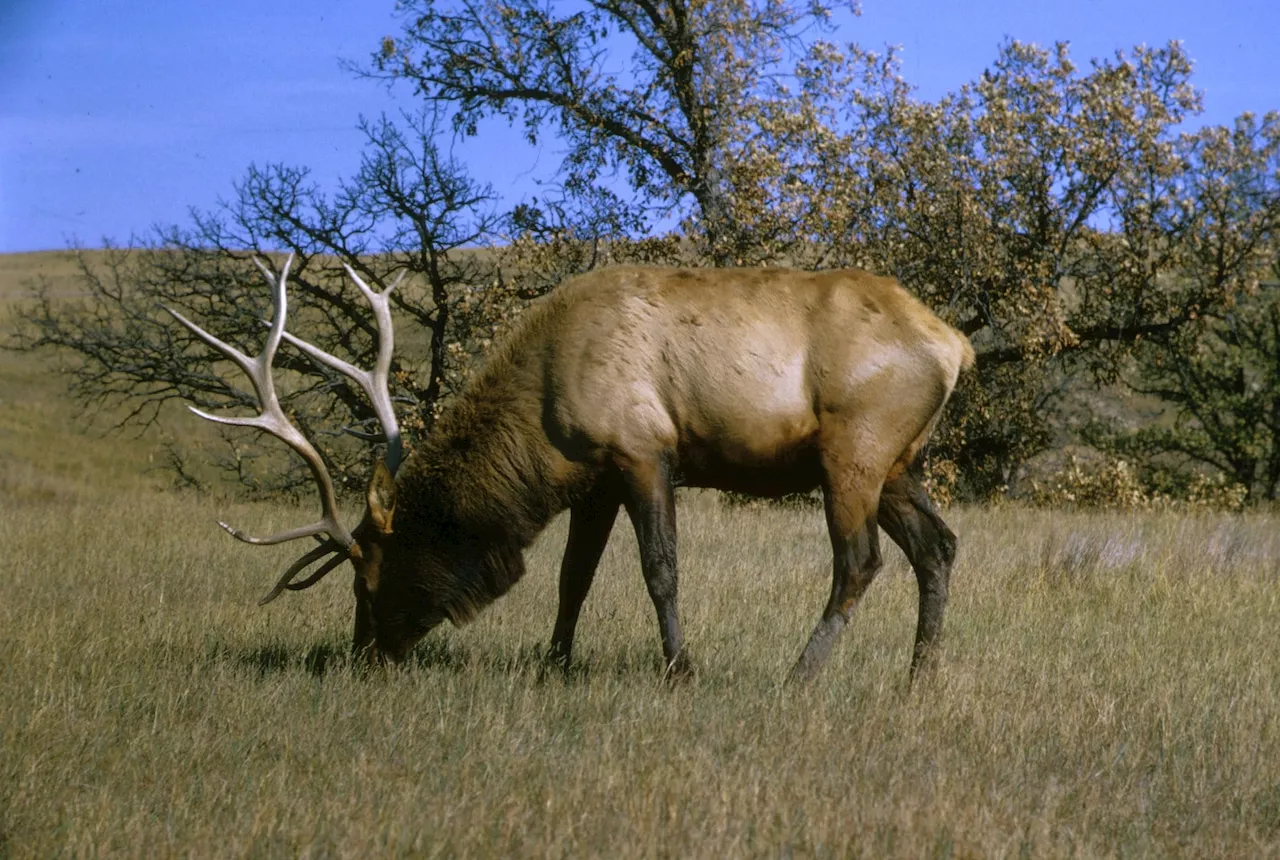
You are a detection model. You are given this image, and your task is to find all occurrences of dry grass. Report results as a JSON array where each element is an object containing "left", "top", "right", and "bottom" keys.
[{"left": 2, "top": 253, "right": 1279, "bottom": 858}]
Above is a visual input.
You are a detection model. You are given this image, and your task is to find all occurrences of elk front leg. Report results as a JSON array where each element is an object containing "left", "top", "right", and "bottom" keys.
[
  {"left": 878, "top": 469, "right": 957, "bottom": 682},
  {"left": 621, "top": 452, "right": 690, "bottom": 678},
  {"left": 548, "top": 486, "right": 621, "bottom": 668}
]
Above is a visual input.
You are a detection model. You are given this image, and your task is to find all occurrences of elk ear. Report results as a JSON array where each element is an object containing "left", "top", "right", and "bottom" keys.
[{"left": 366, "top": 459, "right": 397, "bottom": 535}]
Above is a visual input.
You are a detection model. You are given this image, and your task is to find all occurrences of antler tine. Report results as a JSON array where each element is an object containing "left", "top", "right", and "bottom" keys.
[
  {"left": 163, "top": 306, "right": 258, "bottom": 382},
  {"left": 216, "top": 518, "right": 338, "bottom": 547},
  {"left": 282, "top": 551, "right": 350, "bottom": 593},
  {"left": 163, "top": 253, "right": 356, "bottom": 551},
  {"left": 277, "top": 262, "right": 404, "bottom": 475},
  {"left": 257, "top": 539, "right": 346, "bottom": 606},
  {"left": 251, "top": 255, "right": 277, "bottom": 286}
]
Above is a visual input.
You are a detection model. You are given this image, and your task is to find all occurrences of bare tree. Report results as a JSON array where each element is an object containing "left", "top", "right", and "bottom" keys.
[{"left": 10, "top": 110, "right": 505, "bottom": 493}]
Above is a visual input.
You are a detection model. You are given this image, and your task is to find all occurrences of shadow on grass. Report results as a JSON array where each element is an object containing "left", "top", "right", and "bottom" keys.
[
  {"left": 402, "top": 640, "right": 672, "bottom": 684},
  {"left": 203, "top": 637, "right": 537, "bottom": 679},
  {"left": 196, "top": 639, "right": 351, "bottom": 678},
  {"left": 533, "top": 648, "right": 704, "bottom": 687},
  {"left": 231, "top": 642, "right": 349, "bottom": 677},
  {"left": 202, "top": 635, "right": 681, "bottom": 684}
]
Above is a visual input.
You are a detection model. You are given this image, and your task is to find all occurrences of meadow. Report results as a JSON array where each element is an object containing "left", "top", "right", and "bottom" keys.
[{"left": 2, "top": 253, "right": 1278, "bottom": 857}]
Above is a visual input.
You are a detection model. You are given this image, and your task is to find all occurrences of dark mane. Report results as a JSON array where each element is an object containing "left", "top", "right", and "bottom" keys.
[{"left": 388, "top": 289, "right": 584, "bottom": 622}]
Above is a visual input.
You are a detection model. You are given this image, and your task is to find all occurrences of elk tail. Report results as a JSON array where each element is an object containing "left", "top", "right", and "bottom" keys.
[{"left": 959, "top": 336, "right": 976, "bottom": 372}]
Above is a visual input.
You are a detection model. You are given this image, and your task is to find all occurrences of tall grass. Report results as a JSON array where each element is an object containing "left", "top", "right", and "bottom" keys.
[{"left": 3, "top": 484, "right": 1278, "bottom": 857}]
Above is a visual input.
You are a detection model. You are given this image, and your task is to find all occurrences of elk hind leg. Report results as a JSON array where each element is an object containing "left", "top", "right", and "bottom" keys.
[
  {"left": 789, "top": 434, "right": 886, "bottom": 682},
  {"left": 878, "top": 464, "right": 957, "bottom": 682}
]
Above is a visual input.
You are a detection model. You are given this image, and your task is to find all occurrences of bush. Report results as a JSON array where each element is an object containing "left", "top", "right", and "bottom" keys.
[{"left": 1028, "top": 455, "right": 1248, "bottom": 511}]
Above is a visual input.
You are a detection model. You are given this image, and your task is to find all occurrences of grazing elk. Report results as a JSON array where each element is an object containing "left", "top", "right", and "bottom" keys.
[{"left": 169, "top": 256, "right": 973, "bottom": 681}]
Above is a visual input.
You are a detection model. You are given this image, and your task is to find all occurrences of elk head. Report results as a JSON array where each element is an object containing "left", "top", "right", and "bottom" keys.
[{"left": 164, "top": 254, "right": 410, "bottom": 662}]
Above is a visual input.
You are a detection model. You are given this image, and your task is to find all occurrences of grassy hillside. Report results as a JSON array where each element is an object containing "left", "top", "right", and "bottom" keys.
[
  {"left": 0, "top": 251, "right": 168, "bottom": 503},
  {"left": 2, "top": 252, "right": 1278, "bottom": 857}
]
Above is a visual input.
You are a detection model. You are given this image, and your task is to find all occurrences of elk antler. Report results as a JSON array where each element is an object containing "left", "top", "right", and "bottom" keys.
[
  {"left": 278, "top": 263, "right": 404, "bottom": 475},
  {"left": 163, "top": 254, "right": 404, "bottom": 605}
]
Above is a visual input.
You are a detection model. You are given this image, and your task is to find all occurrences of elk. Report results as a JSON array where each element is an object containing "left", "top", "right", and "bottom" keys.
[{"left": 168, "top": 255, "right": 973, "bottom": 681}]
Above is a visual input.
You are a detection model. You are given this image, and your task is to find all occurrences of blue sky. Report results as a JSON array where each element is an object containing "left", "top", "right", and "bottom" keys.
[{"left": 2, "top": 0, "right": 1276, "bottom": 253}]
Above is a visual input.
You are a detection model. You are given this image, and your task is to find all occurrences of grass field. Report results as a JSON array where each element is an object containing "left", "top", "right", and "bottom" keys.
[{"left": 2, "top": 253, "right": 1279, "bottom": 857}]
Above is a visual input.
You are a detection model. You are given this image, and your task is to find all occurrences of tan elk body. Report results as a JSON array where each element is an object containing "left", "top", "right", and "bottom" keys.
[{"left": 172, "top": 260, "right": 973, "bottom": 681}]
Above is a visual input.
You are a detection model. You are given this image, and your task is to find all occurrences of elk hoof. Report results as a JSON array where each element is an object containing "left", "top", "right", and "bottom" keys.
[
  {"left": 538, "top": 645, "right": 576, "bottom": 682},
  {"left": 663, "top": 651, "right": 695, "bottom": 683}
]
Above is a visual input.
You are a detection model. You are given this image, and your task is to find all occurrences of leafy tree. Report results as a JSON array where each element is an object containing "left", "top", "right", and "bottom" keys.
[
  {"left": 1078, "top": 113, "right": 1280, "bottom": 502},
  {"left": 1085, "top": 282, "right": 1280, "bottom": 502},
  {"left": 371, "top": 0, "right": 859, "bottom": 264}
]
